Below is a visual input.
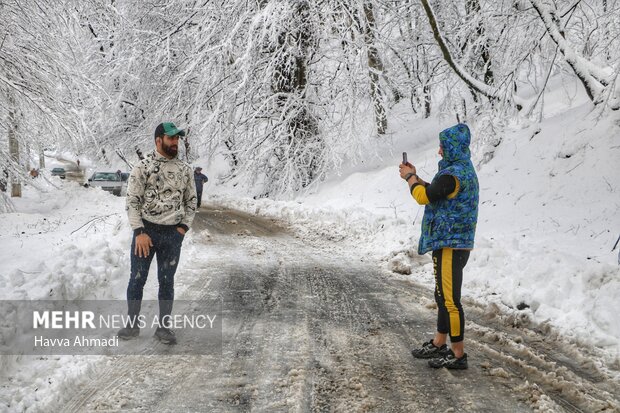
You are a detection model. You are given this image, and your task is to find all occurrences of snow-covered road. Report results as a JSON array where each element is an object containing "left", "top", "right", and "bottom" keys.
[{"left": 56, "top": 207, "right": 620, "bottom": 412}]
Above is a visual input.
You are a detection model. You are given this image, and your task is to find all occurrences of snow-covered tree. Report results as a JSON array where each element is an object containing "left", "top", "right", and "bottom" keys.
[
  {"left": 0, "top": 0, "right": 98, "bottom": 194},
  {"left": 2, "top": 0, "right": 619, "bottom": 198}
]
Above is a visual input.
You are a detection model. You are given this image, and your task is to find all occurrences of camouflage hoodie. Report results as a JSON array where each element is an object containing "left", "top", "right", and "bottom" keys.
[{"left": 126, "top": 150, "right": 197, "bottom": 231}]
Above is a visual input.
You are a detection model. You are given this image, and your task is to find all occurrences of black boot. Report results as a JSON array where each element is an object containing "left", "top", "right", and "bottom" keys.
[
  {"left": 118, "top": 301, "right": 142, "bottom": 340},
  {"left": 155, "top": 300, "right": 176, "bottom": 344},
  {"left": 117, "top": 325, "right": 140, "bottom": 340},
  {"left": 117, "top": 316, "right": 140, "bottom": 340},
  {"left": 154, "top": 327, "right": 177, "bottom": 344}
]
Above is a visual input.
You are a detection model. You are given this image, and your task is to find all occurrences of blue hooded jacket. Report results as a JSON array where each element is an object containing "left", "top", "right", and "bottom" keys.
[{"left": 418, "top": 124, "right": 479, "bottom": 254}]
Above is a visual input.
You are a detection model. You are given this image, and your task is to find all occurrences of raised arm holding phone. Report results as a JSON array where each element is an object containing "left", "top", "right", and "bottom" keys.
[{"left": 399, "top": 151, "right": 428, "bottom": 188}]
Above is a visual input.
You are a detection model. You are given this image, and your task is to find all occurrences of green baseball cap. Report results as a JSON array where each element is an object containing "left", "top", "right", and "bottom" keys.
[{"left": 154, "top": 122, "right": 186, "bottom": 138}]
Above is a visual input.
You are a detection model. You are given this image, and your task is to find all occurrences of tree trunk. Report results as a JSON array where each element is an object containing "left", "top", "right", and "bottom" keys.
[
  {"left": 603, "top": 0, "right": 611, "bottom": 62},
  {"left": 8, "top": 97, "right": 21, "bottom": 197},
  {"left": 270, "top": 0, "right": 321, "bottom": 190},
  {"left": 363, "top": 3, "right": 387, "bottom": 135},
  {"left": 183, "top": 127, "right": 191, "bottom": 162},
  {"left": 423, "top": 83, "right": 431, "bottom": 118},
  {"left": 39, "top": 149, "right": 45, "bottom": 169},
  {"left": 465, "top": 0, "right": 494, "bottom": 85},
  {"left": 223, "top": 138, "right": 238, "bottom": 168},
  {"left": 25, "top": 144, "right": 30, "bottom": 172}
]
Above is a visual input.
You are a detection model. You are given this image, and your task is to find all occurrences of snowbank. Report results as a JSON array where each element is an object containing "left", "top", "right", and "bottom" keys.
[{"left": 0, "top": 179, "right": 130, "bottom": 301}]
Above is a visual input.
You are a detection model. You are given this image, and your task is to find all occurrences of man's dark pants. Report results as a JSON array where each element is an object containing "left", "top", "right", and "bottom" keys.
[
  {"left": 127, "top": 221, "right": 184, "bottom": 326},
  {"left": 196, "top": 189, "right": 203, "bottom": 208}
]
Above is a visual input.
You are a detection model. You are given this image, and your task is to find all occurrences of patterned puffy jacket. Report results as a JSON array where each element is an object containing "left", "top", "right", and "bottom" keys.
[
  {"left": 126, "top": 150, "right": 197, "bottom": 230},
  {"left": 418, "top": 124, "right": 479, "bottom": 254}
]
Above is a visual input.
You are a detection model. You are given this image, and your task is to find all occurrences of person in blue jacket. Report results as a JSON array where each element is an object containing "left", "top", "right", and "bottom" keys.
[
  {"left": 194, "top": 167, "right": 209, "bottom": 208},
  {"left": 399, "top": 123, "right": 479, "bottom": 370}
]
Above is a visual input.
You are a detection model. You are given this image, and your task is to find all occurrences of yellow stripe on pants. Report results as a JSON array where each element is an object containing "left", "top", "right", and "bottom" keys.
[{"left": 441, "top": 248, "right": 461, "bottom": 338}]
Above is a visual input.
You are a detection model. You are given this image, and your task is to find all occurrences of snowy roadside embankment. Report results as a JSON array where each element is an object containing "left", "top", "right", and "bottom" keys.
[
  {"left": 0, "top": 178, "right": 129, "bottom": 411},
  {"left": 0, "top": 182, "right": 129, "bottom": 301}
]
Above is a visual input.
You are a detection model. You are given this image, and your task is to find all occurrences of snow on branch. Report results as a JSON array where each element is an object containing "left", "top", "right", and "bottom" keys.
[
  {"left": 528, "top": 0, "right": 614, "bottom": 102},
  {"left": 419, "top": 0, "right": 499, "bottom": 100}
]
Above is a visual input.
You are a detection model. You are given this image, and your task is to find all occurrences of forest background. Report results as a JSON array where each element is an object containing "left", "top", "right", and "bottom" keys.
[{"left": 1, "top": 0, "right": 619, "bottom": 199}]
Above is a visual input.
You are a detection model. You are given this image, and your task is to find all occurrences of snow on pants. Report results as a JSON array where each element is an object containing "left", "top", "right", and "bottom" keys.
[
  {"left": 432, "top": 248, "right": 470, "bottom": 343},
  {"left": 126, "top": 221, "right": 184, "bottom": 325}
]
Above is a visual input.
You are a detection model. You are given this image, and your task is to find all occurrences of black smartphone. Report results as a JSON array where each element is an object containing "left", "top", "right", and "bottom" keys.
[{"left": 402, "top": 152, "right": 408, "bottom": 164}]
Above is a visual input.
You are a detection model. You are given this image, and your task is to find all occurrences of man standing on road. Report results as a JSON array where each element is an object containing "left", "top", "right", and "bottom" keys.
[
  {"left": 399, "top": 123, "right": 479, "bottom": 369},
  {"left": 118, "top": 122, "right": 197, "bottom": 344},
  {"left": 193, "top": 167, "right": 208, "bottom": 208}
]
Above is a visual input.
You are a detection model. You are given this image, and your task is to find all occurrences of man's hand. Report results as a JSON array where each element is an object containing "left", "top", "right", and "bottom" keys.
[
  {"left": 134, "top": 233, "right": 153, "bottom": 257},
  {"left": 176, "top": 227, "right": 186, "bottom": 236},
  {"left": 399, "top": 162, "right": 416, "bottom": 180}
]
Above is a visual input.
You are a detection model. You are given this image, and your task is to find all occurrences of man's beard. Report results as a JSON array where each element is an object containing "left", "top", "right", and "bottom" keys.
[{"left": 162, "top": 142, "right": 178, "bottom": 157}]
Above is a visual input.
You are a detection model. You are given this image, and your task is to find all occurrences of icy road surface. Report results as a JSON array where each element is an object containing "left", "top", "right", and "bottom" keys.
[{"left": 59, "top": 207, "right": 620, "bottom": 412}]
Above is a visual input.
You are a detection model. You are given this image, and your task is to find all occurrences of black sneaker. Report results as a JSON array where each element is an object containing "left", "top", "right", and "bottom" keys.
[
  {"left": 154, "top": 327, "right": 177, "bottom": 345},
  {"left": 411, "top": 339, "right": 449, "bottom": 359},
  {"left": 428, "top": 350, "right": 468, "bottom": 370},
  {"left": 117, "top": 327, "right": 140, "bottom": 340}
]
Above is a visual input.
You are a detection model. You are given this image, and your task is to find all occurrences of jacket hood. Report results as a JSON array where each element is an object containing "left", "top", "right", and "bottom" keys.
[{"left": 439, "top": 123, "right": 471, "bottom": 163}]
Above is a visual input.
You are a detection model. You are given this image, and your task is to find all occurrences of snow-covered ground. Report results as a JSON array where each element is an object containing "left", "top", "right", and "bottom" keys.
[{"left": 1, "top": 77, "right": 619, "bottom": 411}]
